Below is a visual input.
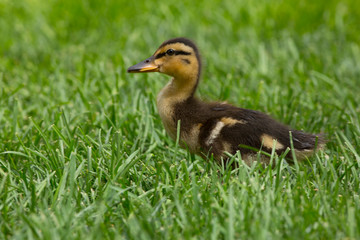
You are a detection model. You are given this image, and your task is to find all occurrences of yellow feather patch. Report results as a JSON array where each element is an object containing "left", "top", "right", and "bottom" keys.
[
  {"left": 261, "top": 134, "right": 284, "bottom": 150},
  {"left": 221, "top": 117, "right": 247, "bottom": 126}
]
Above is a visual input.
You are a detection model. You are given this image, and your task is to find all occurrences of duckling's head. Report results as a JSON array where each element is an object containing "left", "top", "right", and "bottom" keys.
[{"left": 128, "top": 37, "right": 201, "bottom": 81}]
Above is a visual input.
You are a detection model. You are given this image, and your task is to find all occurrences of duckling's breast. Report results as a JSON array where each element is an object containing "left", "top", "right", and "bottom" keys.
[
  {"left": 156, "top": 83, "right": 203, "bottom": 153},
  {"left": 156, "top": 84, "right": 177, "bottom": 140}
]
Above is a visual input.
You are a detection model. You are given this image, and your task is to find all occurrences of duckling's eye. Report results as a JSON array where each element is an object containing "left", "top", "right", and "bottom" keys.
[{"left": 166, "top": 49, "right": 175, "bottom": 56}]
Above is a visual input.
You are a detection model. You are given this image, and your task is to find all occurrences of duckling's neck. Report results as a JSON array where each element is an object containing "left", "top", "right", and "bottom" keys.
[
  {"left": 156, "top": 75, "right": 199, "bottom": 139},
  {"left": 161, "top": 76, "right": 197, "bottom": 99}
]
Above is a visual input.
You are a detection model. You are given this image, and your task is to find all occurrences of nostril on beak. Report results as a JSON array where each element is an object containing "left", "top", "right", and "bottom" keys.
[{"left": 145, "top": 59, "right": 150, "bottom": 63}]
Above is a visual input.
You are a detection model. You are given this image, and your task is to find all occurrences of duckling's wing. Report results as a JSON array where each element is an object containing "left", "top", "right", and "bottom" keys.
[{"left": 199, "top": 104, "right": 323, "bottom": 160}]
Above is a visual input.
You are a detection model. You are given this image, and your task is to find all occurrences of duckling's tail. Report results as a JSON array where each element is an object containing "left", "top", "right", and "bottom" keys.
[{"left": 290, "top": 130, "right": 326, "bottom": 161}]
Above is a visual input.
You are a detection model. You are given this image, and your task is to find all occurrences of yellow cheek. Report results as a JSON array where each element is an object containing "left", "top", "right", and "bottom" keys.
[
  {"left": 170, "top": 61, "right": 184, "bottom": 74},
  {"left": 158, "top": 59, "right": 183, "bottom": 75}
]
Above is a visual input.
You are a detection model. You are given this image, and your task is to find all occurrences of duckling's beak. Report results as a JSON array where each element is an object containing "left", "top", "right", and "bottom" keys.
[{"left": 127, "top": 56, "right": 159, "bottom": 73}]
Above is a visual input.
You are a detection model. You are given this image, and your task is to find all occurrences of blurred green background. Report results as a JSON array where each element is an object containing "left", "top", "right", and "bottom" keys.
[
  {"left": 1, "top": 0, "right": 360, "bottom": 149},
  {"left": 1, "top": 0, "right": 359, "bottom": 134}
]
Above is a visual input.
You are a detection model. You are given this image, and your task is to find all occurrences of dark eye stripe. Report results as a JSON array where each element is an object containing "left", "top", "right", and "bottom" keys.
[
  {"left": 174, "top": 50, "right": 191, "bottom": 56},
  {"left": 155, "top": 52, "right": 166, "bottom": 59},
  {"left": 155, "top": 50, "right": 191, "bottom": 59},
  {"left": 182, "top": 59, "right": 190, "bottom": 64}
]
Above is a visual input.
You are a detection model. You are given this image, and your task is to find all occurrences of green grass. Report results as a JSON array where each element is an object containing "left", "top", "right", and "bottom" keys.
[{"left": 1, "top": 0, "right": 360, "bottom": 239}]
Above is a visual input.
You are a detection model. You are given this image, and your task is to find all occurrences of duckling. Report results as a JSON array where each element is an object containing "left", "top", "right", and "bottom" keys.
[{"left": 127, "top": 37, "right": 324, "bottom": 165}]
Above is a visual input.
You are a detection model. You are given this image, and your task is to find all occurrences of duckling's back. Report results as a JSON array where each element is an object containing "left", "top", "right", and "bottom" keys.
[{"left": 173, "top": 98, "right": 324, "bottom": 164}]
